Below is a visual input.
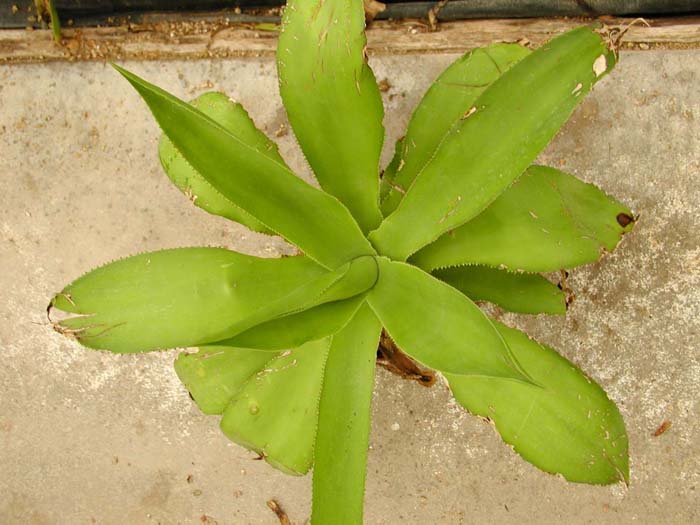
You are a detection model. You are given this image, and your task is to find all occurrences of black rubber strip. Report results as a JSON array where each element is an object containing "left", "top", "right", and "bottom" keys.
[{"left": 2, "top": 0, "right": 698, "bottom": 29}]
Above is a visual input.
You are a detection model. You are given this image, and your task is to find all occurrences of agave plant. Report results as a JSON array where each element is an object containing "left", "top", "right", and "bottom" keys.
[{"left": 49, "top": 1, "right": 635, "bottom": 522}]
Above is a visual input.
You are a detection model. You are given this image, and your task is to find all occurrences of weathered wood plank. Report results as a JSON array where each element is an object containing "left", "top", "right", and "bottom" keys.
[{"left": 1, "top": 17, "right": 699, "bottom": 63}]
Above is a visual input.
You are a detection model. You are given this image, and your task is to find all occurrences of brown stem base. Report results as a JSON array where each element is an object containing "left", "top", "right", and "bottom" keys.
[{"left": 376, "top": 330, "right": 436, "bottom": 387}]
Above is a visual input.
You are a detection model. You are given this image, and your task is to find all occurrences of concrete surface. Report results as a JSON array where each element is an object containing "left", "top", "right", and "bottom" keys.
[{"left": 0, "top": 50, "right": 698, "bottom": 524}]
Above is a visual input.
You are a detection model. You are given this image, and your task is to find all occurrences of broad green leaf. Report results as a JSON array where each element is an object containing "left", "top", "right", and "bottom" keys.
[
  {"left": 312, "top": 303, "right": 381, "bottom": 524},
  {"left": 159, "top": 92, "right": 279, "bottom": 234},
  {"left": 175, "top": 346, "right": 277, "bottom": 415},
  {"left": 278, "top": 0, "right": 384, "bottom": 232},
  {"left": 114, "top": 65, "right": 375, "bottom": 269},
  {"left": 220, "top": 338, "right": 331, "bottom": 475},
  {"left": 412, "top": 166, "right": 635, "bottom": 272},
  {"left": 226, "top": 254, "right": 378, "bottom": 337},
  {"left": 380, "top": 43, "right": 531, "bottom": 214},
  {"left": 366, "top": 258, "right": 529, "bottom": 381},
  {"left": 434, "top": 265, "right": 566, "bottom": 315},
  {"left": 214, "top": 296, "right": 364, "bottom": 351},
  {"left": 446, "top": 322, "right": 629, "bottom": 485},
  {"left": 312, "top": 255, "right": 378, "bottom": 304},
  {"left": 370, "top": 27, "right": 617, "bottom": 260},
  {"left": 49, "top": 249, "right": 327, "bottom": 353}
]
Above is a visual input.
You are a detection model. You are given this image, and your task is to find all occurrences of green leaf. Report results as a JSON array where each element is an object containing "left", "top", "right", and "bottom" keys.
[
  {"left": 412, "top": 165, "right": 635, "bottom": 272},
  {"left": 49, "top": 249, "right": 327, "bottom": 353},
  {"left": 219, "top": 255, "right": 377, "bottom": 350},
  {"left": 446, "top": 321, "right": 629, "bottom": 485},
  {"left": 114, "top": 65, "right": 375, "bottom": 269},
  {"left": 434, "top": 265, "right": 566, "bottom": 315},
  {"left": 213, "top": 296, "right": 364, "bottom": 351},
  {"left": 159, "top": 92, "right": 281, "bottom": 234},
  {"left": 312, "top": 303, "right": 381, "bottom": 524},
  {"left": 379, "top": 136, "right": 404, "bottom": 203},
  {"left": 312, "top": 255, "right": 378, "bottom": 304},
  {"left": 225, "top": 254, "right": 378, "bottom": 338},
  {"left": 366, "top": 258, "right": 528, "bottom": 381},
  {"left": 175, "top": 346, "right": 277, "bottom": 415},
  {"left": 278, "top": 0, "right": 384, "bottom": 233},
  {"left": 370, "top": 27, "right": 617, "bottom": 260},
  {"left": 220, "top": 338, "right": 331, "bottom": 475},
  {"left": 380, "top": 43, "right": 530, "bottom": 214}
]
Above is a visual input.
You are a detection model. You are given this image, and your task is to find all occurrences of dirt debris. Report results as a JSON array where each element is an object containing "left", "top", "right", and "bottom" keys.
[
  {"left": 274, "top": 123, "right": 288, "bottom": 137},
  {"left": 267, "top": 499, "right": 291, "bottom": 525},
  {"left": 377, "top": 330, "right": 436, "bottom": 387},
  {"left": 428, "top": 0, "right": 450, "bottom": 31},
  {"left": 364, "top": 0, "right": 386, "bottom": 22},
  {"left": 653, "top": 420, "right": 672, "bottom": 437}
]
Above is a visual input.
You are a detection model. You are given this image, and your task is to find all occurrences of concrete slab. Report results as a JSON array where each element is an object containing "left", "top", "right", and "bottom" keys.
[{"left": 0, "top": 50, "right": 698, "bottom": 524}]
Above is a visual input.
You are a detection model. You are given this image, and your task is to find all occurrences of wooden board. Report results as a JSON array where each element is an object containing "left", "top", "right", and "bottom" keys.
[{"left": 2, "top": 16, "right": 699, "bottom": 63}]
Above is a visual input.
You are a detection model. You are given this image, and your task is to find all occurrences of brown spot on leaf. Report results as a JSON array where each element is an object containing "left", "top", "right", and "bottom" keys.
[
  {"left": 460, "top": 106, "right": 477, "bottom": 120},
  {"left": 616, "top": 213, "right": 635, "bottom": 227},
  {"left": 558, "top": 270, "right": 576, "bottom": 307}
]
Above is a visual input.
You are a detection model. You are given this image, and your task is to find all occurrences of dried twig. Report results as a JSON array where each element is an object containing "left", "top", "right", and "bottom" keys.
[
  {"left": 428, "top": 0, "right": 450, "bottom": 31},
  {"left": 267, "top": 499, "right": 291, "bottom": 525},
  {"left": 364, "top": 0, "right": 386, "bottom": 23}
]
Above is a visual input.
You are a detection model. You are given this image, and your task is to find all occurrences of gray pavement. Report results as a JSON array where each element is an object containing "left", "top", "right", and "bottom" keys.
[{"left": 0, "top": 50, "right": 698, "bottom": 524}]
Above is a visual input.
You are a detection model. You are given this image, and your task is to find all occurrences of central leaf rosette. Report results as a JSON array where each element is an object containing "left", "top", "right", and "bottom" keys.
[{"left": 49, "top": 1, "right": 634, "bottom": 522}]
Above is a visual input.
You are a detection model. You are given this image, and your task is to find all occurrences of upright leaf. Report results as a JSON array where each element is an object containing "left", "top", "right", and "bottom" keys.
[
  {"left": 434, "top": 265, "right": 566, "bottom": 315},
  {"left": 367, "top": 258, "right": 529, "bottom": 381},
  {"left": 220, "top": 338, "right": 331, "bottom": 475},
  {"left": 49, "top": 249, "right": 326, "bottom": 352},
  {"left": 312, "top": 304, "right": 381, "bottom": 524},
  {"left": 446, "top": 322, "right": 629, "bottom": 485},
  {"left": 279, "top": 0, "right": 384, "bottom": 232},
  {"left": 370, "top": 27, "right": 617, "bottom": 260},
  {"left": 159, "top": 92, "right": 281, "bottom": 234},
  {"left": 380, "top": 43, "right": 530, "bottom": 213},
  {"left": 412, "top": 166, "right": 635, "bottom": 272},
  {"left": 114, "top": 65, "right": 375, "bottom": 269}
]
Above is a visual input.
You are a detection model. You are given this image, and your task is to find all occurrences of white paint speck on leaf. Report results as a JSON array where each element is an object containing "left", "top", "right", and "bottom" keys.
[{"left": 593, "top": 55, "right": 607, "bottom": 77}]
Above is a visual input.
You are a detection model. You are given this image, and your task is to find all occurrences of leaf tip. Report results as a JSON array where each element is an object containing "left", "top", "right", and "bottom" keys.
[{"left": 110, "top": 62, "right": 128, "bottom": 77}]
